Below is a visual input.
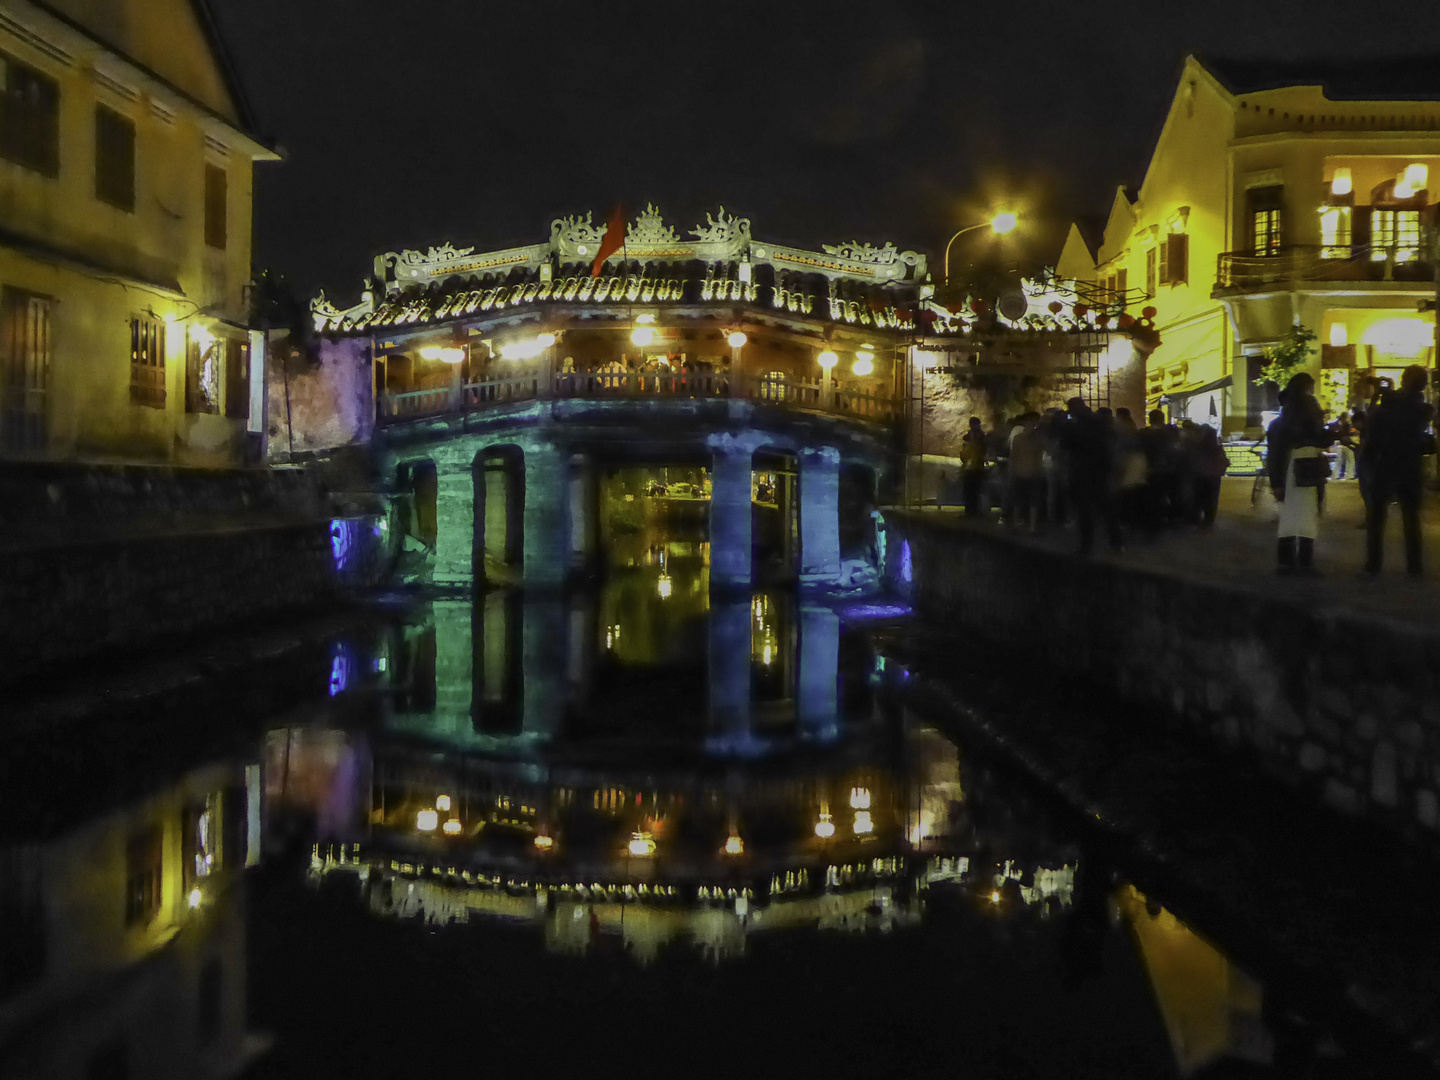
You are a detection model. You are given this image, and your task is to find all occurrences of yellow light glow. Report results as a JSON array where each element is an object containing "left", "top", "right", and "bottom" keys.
[
  {"left": 1363, "top": 317, "right": 1432, "bottom": 358},
  {"left": 631, "top": 326, "right": 656, "bottom": 346},
  {"left": 762, "top": 642, "right": 773, "bottom": 665},
  {"left": 817, "top": 349, "right": 838, "bottom": 370},
  {"left": 442, "top": 818, "right": 463, "bottom": 835},
  {"left": 188, "top": 887, "right": 202, "bottom": 909},
  {"left": 534, "top": 834, "right": 554, "bottom": 851},
  {"left": 853, "top": 811, "right": 874, "bottom": 835},
  {"left": 990, "top": 212, "right": 1018, "bottom": 234},
  {"left": 1330, "top": 167, "right": 1353, "bottom": 196},
  {"left": 849, "top": 786, "right": 871, "bottom": 810},
  {"left": 498, "top": 338, "right": 546, "bottom": 360},
  {"left": 852, "top": 348, "right": 875, "bottom": 376},
  {"left": 1406, "top": 163, "right": 1429, "bottom": 192},
  {"left": 657, "top": 573, "right": 672, "bottom": 599},
  {"left": 628, "top": 833, "right": 656, "bottom": 857},
  {"left": 190, "top": 325, "right": 216, "bottom": 351},
  {"left": 416, "top": 809, "right": 439, "bottom": 831},
  {"left": 724, "top": 834, "right": 745, "bottom": 855},
  {"left": 815, "top": 814, "right": 836, "bottom": 839},
  {"left": 161, "top": 310, "right": 179, "bottom": 324},
  {"left": 1329, "top": 323, "right": 1348, "bottom": 348},
  {"left": 635, "top": 313, "right": 656, "bottom": 324},
  {"left": 727, "top": 330, "right": 748, "bottom": 349},
  {"left": 990, "top": 890, "right": 1001, "bottom": 904},
  {"left": 436, "top": 795, "right": 452, "bottom": 811},
  {"left": 536, "top": 332, "right": 557, "bottom": 348}
]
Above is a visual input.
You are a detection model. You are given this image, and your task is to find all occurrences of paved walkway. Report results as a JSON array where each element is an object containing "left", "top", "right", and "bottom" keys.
[{"left": 904, "top": 476, "right": 1440, "bottom": 629}]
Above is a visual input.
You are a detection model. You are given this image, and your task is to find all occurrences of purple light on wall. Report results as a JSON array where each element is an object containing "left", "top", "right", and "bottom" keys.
[
  {"left": 329, "top": 645, "right": 354, "bottom": 696},
  {"left": 899, "top": 540, "right": 913, "bottom": 585},
  {"left": 330, "top": 518, "right": 356, "bottom": 570}
]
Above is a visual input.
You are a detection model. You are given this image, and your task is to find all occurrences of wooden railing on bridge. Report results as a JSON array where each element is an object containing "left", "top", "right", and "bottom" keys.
[{"left": 376, "top": 370, "right": 899, "bottom": 425}]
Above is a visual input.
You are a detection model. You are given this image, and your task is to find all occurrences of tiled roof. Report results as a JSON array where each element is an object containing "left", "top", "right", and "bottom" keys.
[{"left": 316, "top": 260, "right": 920, "bottom": 336}]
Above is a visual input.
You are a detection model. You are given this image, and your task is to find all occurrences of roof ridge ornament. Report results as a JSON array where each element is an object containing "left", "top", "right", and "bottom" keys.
[
  {"left": 690, "top": 206, "right": 751, "bottom": 245},
  {"left": 551, "top": 212, "right": 608, "bottom": 246},
  {"left": 821, "top": 239, "right": 918, "bottom": 266},
  {"left": 628, "top": 203, "right": 678, "bottom": 245},
  {"left": 397, "top": 242, "right": 476, "bottom": 267}
]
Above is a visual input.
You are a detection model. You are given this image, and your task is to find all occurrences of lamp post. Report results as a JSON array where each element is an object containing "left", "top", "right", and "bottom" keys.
[{"left": 942, "top": 213, "right": 1018, "bottom": 287}]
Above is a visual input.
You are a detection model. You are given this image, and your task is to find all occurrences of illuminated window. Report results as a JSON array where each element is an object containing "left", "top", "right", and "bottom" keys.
[
  {"left": 1371, "top": 209, "right": 1421, "bottom": 263},
  {"left": 0, "top": 52, "right": 59, "bottom": 177},
  {"left": 129, "top": 315, "right": 166, "bottom": 409},
  {"left": 1319, "top": 207, "right": 1352, "bottom": 259},
  {"left": 1, "top": 288, "right": 52, "bottom": 454},
  {"left": 1252, "top": 209, "right": 1282, "bottom": 256},
  {"left": 183, "top": 796, "right": 219, "bottom": 892},
  {"left": 125, "top": 825, "right": 162, "bottom": 926},
  {"left": 185, "top": 334, "right": 220, "bottom": 414}
]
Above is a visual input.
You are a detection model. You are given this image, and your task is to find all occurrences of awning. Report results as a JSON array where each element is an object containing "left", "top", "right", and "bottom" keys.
[{"left": 1160, "top": 374, "right": 1232, "bottom": 402}]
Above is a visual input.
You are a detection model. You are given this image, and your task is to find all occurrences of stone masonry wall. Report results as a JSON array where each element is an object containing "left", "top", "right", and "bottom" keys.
[
  {"left": 2, "top": 462, "right": 388, "bottom": 690},
  {"left": 888, "top": 513, "right": 1440, "bottom": 840}
]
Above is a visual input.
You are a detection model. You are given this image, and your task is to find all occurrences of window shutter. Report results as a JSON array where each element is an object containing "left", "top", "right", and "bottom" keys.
[
  {"left": 224, "top": 338, "right": 249, "bottom": 419},
  {"left": 1146, "top": 249, "right": 1157, "bottom": 297},
  {"left": 1167, "top": 234, "right": 1189, "bottom": 285},
  {"left": 204, "top": 164, "right": 227, "bottom": 249},
  {"left": 1158, "top": 243, "right": 1168, "bottom": 286},
  {"left": 1116, "top": 268, "right": 1128, "bottom": 302}
]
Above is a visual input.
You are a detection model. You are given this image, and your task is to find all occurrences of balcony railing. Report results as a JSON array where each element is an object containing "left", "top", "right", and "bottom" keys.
[
  {"left": 376, "top": 370, "right": 898, "bottom": 426},
  {"left": 1216, "top": 245, "right": 1434, "bottom": 291}
]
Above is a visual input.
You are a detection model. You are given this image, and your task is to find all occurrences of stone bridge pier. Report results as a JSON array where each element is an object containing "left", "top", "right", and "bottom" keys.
[{"left": 381, "top": 400, "right": 891, "bottom": 594}]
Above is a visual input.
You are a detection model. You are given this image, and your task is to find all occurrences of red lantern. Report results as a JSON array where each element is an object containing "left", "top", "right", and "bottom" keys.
[
  {"left": 1073, "top": 304, "right": 1089, "bottom": 317},
  {"left": 1141, "top": 306, "right": 1157, "bottom": 320},
  {"left": 969, "top": 298, "right": 988, "bottom": 315},
  {"left": 1048, "top": 301, "right": 1063, "bottom": 314},
  {"left": 1117, "top": 313, "right": 1136, "bottom": 329},
  {"left": 1097, "top": 313, "right": 1111, "bottom": 326}
]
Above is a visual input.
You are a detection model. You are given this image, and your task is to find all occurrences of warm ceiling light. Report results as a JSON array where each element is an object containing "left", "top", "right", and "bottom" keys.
[
  {"left": 817, "top": 349, "right": 838, "bottom": 370},
  {"left": 631, "top": 326, "right": 655, "bottom": 346},
  {"left": 416, "top": 809, "right": 438, "bottom": 831},
  {"left": 990, "top": 212, "right": 1018, "bottom": 234},
  {"left": 1329, "top": 322, "right": 1348, "bottom": 348},
  {"left": 435, "top": 795, "right": 452, "bottom": 811},
  {"left": 499, "top": 337, "right": 546, "bottom": 360},
  {"left": 628, "top": 832, "right": 656, "bottom": 857},
  {"left": 442, "top": 818, "right": 463, "bottom": 835},
  {"left": 853, "top": 811, "right": 874, "bottom": 835},
  {"left": 814, "top": 815, "right": 836, "bottom": 839},
  {"left": 635, "top": 313, "right": 656, "bottom": 324},
  {"left": 1405, "top": 163, "right": 1429, "bottom": 191},
  {"left": 849, "top": 786, "right": 871, "bottom": 810},
  {"left": 727, "top": 330, "right": 748, "bottom": 349},
  {"left": 853, "top": 349, "right": 875, "bottom": 376},
  {"left": 420, "top": 345, "right": 466, "bottom": 363},
  {"left": 1330, "top": 167, "right": 1353, "bottom": 196},
  {"left": 188, "top": 887, "right": 202, "bottom": 909},
  {"left": 536, "top": 332, "right": 557, "bottom": 347},
  {"left": 534, "top": 834, "right": 554, "bottom": 850},
  {"left": 723, "top": 834, "right": 744, "bottom": 855}
]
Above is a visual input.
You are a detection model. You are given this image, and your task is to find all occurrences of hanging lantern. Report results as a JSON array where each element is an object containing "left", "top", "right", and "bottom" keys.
[
  {"left": 969, "top": 299, "right": 988, "bottom": 315},
  {"left": 1141, "top": 306, "right": 1157, "bottom": 320},
  {"left": 1073, "top": 303, "right": 1089, "bottom": 317},
  {"left": 1117, "top": 313, "right": 1136, "bottom": 329},
  {"left": 1048, "top": 301, "right": 1063, "bottom": 314}
]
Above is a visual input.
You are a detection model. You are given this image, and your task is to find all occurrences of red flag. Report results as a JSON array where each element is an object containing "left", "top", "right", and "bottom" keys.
[{"left": 591, "top": 205, "right": 625, "bottom": 277}]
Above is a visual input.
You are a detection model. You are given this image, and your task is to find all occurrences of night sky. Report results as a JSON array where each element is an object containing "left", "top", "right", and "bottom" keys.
[{"left": 214, "top": 0, "right": 1440, "bottom": 304}]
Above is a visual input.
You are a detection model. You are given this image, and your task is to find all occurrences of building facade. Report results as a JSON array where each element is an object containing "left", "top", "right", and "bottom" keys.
[
  {"left": 0, "top": 0, "right": 275, "bottom": 464},
  {"left": 1057, "top": 55, "right": 1440, "bottom": 432}
]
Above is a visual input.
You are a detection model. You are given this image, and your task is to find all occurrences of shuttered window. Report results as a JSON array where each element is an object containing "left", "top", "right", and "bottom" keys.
[
  {"left": 204, "top": 163, "right": 227, "bottom": 249},
  {"left": 0, "top": 53, "right": 59, "bottom": 177},
  {"left": 130, "top": 315, "right": 166, "bottom": 408},
  {"left": 95, "top": 105, "right": 135, "bottom": 211},
  {"left": 224, "top": 336, "right": 249, "bottom": 419}
]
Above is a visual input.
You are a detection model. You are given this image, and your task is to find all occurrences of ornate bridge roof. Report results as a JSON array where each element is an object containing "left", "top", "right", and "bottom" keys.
[{"left": 313, "top": 205, "right": 929, "bottom": 336}]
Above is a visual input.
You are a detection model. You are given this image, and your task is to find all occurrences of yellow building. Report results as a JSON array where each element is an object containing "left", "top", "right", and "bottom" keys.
[
  {"left": 0, "top": 756, "right": 262, "bottom": 1078},
  {"left": 0, "top": 0, "right": 276, "bottom": 464},
  {"left": 1058, "top": 56, "right": 1440, "bottom": 432}
]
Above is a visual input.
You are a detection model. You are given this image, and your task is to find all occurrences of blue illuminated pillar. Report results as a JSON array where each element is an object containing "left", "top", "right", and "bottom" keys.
[
  {"left": 799, "top": 446, "right": 841, "bottom": 589},
  {"left": 523, "top": 443, "right": 570, "bottom": 589},
  {"left": 708, "top": 597, "right": 753, "bottom": 752},
  {"left": 709, "top": 437, "right": 754, "bottom": 590},
  {"left": 797, "top": 604, "right": 840, "bottom": 741},
  {"left": 433, "top": 466, "right": 475, "bottom": 588}
]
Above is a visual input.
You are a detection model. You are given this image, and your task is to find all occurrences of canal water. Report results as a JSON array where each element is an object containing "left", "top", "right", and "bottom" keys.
[{"left": 0, "top": 535, "right": 1392, "bottom": 1078}]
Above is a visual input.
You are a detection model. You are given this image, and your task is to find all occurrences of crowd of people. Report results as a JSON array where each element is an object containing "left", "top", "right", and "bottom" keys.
[
  {"left": 952, "top": 399, "right": 1231, "bottom": 556},
  {"left": 948, "top": 365, "right": 1437, "bottom": 578},
  {"left": 1267, "top": 366, "right": 1435, "bottom": 577}
]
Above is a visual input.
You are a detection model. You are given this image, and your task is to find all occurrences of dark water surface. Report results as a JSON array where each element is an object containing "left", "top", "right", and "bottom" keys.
[{"left": 0, "top": 544, "right": 1388, "bottom": 1079}]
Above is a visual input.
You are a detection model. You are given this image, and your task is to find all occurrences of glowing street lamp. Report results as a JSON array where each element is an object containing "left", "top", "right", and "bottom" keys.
[
  {"left": 419, "top": 344, "right": 466, "bottom": 364},
  {"left": 943, "top": 212, "right": 1020, "bottom": 285},
  {"left": 628, "top": 832, "right": 657, "bottom": 857},
  {"left": 723, "top": 833, "right": 745, "bottom": 855},
  {"left": 817, "top": 349, "right": 838, "bottom": 371},
  {"left": 727, "top": 330, "right": 748, "bottom": 349},
  {"left": 852, "top": 348, "right": 875, "bottom": 377}
]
